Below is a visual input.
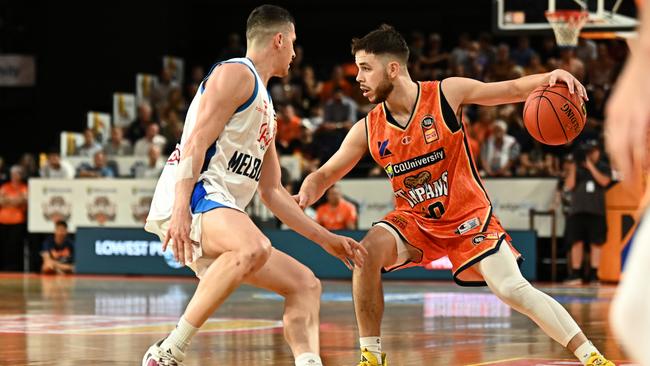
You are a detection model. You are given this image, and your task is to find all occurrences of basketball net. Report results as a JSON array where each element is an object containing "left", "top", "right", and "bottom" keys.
[{"left": 545, "top": 10, "right": 589, "bottom": 47}]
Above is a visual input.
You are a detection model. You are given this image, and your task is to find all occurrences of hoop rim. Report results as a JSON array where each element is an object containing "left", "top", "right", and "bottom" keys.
[{"left": 544, "top": 10, "right": 590, "bottom": 21}]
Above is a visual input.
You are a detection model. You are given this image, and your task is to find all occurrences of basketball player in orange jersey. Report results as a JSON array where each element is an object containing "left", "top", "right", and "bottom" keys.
[
  {"left": 606, "top": 1, "right": 650, "bottom": 364},
  {"left": 295, "top": 25, "right": 615, "bottom": 366}
]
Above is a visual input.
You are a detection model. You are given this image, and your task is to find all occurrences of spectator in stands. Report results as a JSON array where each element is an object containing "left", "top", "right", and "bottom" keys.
[
  {"left": 539, "top": 36, "right": 559, "bottom": 65},
  {"left": 151, "top": 67, "right": 180, "bottom": 118},
  {"left": 40, "top": 220, "right": 74, "bottom": 274},
  {"left": 134, "top": 123, "right": 167, "bottom": 156},
  {"left": 576, "top": 37, "right": 597, "bottom": 66},
  {"left": 564, "top": 140, "right": 611, "bottom": 284},
  {"left": 477, "top": 32, "right": 497, "bottom": 71},
  {"left": 77, "top": 151, "right": 115, "bottom": 178},
  {"left": 511, "top": 36, "right": 535, "bottom": 67},
  {"left": 486, "top": 43, "right": 516, "bottom": 82},
  {"left": 480, "top": 119, "right": 520, "bottom": 177},
  {"left": 270, "top": 73, "right": 300, "bottom": 106},
  {"left": 18, "top": 153, "right": 39, "bottom": 179},
  {"left": 0, "top": 166, "right": 28, "bottom": 271},
  {"left": 588, "top": 43, "right": 616, "bottom": 88},
  {"left": 186, "top": 65, "right": 205, "bottom": 97},
  {"left": 276, "top": 104, "right": 303, "bottom": 154},
  {"left": 218, "top": 32, "right": 245, "bottom": 61},
  {"left": 313, "top": 87, "right": 358, "bottom": 162},
  {"left": 558, "top": 48, "right": 585, "bottom": 83},
  {"left": 319, "top": 65, "right": 353, "bottom": 102},
  {"left": 296, "top": 65, "right": 321, "bottom": 117},
  {"left": 163, "top": 120, "right": 183, "bottom": 155},
  {"left": 0, "top": 156, "right": 7, "bottom": 184},
  {"left": 133, "top": 145, "right": 164, "bottom": 179},
  {"left": 449, "top": 32, "right": 471, "bottom": 72},
  {"left": 525, "top": 53, "right": 547, "bottom": 75},
  {"left": 76, "top": 128, "right": 102, "bottom": 157},
  {"left": 103, "top": 126, "right": 133, "bottom": 156},
  {"left": 40, "top": 150, "right": 75, "bottom": 179},
  {"left": 420, "top": 33, "right": 449, "bottom": 80},
  {"left": 163, "top": 87, "right": 188, "bottom": 118},
  {"left": 127, "top": 101, "right": 155, "bottom": 143},
  {"left": 315, "top": 185, "right": 357, "bottom": 230}
]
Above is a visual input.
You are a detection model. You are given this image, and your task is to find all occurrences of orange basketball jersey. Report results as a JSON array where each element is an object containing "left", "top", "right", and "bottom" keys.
[{"left": 366, "top": 81, "right": 495, "bottom": 239}]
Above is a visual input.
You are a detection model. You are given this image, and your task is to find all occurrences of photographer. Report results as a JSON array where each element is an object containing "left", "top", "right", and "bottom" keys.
[{"left": 564, "top": 140, "right": 612, "bottom": 284}]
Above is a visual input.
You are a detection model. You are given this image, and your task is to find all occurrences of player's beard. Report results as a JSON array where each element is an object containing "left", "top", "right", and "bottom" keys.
[{"left": 372, "top": 72, "right": 394, "bottom": 103}]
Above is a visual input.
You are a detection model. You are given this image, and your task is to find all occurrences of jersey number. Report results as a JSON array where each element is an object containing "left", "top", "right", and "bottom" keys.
[{"left": 426, "top": 202, "right": 445, "bottom": 219}]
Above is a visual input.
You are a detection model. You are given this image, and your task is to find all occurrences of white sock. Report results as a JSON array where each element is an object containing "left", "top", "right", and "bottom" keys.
[
  {"left": 161, "top": 316, "right": 199, "bottom": 353},
  {"left": 574, "top": 341, "right": 600, "bottom": 365},
  {"left": 360, "top": 336, "right": 382, "bottom": 365},
  {"left": 295, "top": 352, "right": 322, "bottom": 366}
]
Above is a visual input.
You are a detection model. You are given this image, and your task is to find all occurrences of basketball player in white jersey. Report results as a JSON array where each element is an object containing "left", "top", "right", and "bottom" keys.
[
  {"left": 141, "top": 5, "right": 367, "bottom": 366},
  {"left": 606, "top": 1, "right": 650, "bottom": 364}
]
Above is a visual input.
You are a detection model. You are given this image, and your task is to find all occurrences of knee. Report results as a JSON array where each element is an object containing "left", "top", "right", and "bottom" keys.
[
  {"left": 356, "top": 239, "right": 390, "bottom": 271},
  {"left": 239, "top": 236, "right": 272, "bottom": 274},
  {"left": 286, "top": 270, "right": 321, "bottom": 299},
  {"left": 490, "top": 276, "right": 532, "bottom": 306}
]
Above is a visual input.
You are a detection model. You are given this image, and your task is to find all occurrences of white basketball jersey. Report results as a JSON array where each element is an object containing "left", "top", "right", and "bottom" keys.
[{"left": 147, "top": 57, "right": 275, "bottom": 221}]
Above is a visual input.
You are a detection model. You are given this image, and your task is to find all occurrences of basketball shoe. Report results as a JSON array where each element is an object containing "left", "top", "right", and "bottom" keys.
[
  {"left": 586, "top": 352, "right": 615, "bottom": 366},
  {"left": 356, "top": 348, "right": 387, "bottom": 366},
  {"left": 142, "top": 338, "right": 185, "bottom": 366}
]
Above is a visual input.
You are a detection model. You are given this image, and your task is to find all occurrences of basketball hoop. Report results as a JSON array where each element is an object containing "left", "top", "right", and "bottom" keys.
[{"left": 545, "top": 10, "right": 589, "bottom": 47}]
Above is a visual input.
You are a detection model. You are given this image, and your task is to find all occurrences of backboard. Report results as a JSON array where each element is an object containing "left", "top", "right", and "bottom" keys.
[{"left": 493, "top": 0, "right": 639, "bottom": 37}]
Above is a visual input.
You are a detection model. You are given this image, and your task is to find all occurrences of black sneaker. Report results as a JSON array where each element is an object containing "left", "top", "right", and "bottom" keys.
[{"left": 564, "top": 273, "right": 581, "bottom": 285}]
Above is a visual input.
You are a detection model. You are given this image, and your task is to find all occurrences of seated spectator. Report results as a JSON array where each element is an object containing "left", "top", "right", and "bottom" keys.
[
  {"left": 151, "top": 67, "right": 180, "bottom": 118},
  {"left": 0, "top": 156, "right": 7, "bottom": 184},
  {"left": 0, "top": 166, "right": 28, "bottom": 272},
  {"left": 103, "top": 126, "right": 133, "bottom": 156},
  {"left": 133, "top": 145, "right": 164, "bottom": 178},
  {"left": 76, "top": 128, "right": 103, "bottom": 157},
  {"left": 276, "top": 104, "right": 303, "bottom": 154},
  {"left": 40, "top": 150, "right": 75, "bottom": 179},
  {"left": 77, "top": 151, "right": 115, "bottom": 178},
  {"left": 19, "top": 153, "right": 39, "bottom": 179},
  {"left": 511, "top": 36, "right": 535, "bottom": 67},
  {"left": 314, "top": 88, "right": 358, "bottom": 162},
  {"left": 134, "top": 123, "right": 167, "bottom": 156},
  {"left": 480, "top": 120, "right": 520, "bottom": 177},
  {"left": 127, "top": 101, "right": 156, "bottom": 143},
  {"left": 319, "top": 65, "right": 353, "bottom": 102},
  {"left": 486, "top": 43, "right": 516, "bottom": 82},
  {"left": 40, "top": 220, "right": 74, "bottom": 274},
  {"left": 558, "top": 48, "right": 585, "bottom": 83},
  {"left": 186, "top": 65, "right": 205, "bottom": 97},
  {"left": 588, "top": 43, "right": 616, "bottom": 88},
  {"left": 525, "top": 53, "right": 547, "bottom": 76},
  {"left": 315, "top": 185, "right": 357, "bottom": 230}
]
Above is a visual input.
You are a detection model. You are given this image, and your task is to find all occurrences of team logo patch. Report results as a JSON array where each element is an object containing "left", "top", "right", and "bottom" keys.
[
  {"left": 421, "top": 115, "right": 439, "bottom": 144},
  {"left": 378, "top": 139, "right": 393, "bottom": 158},
  {"left": 472, "top": 232, "right": 500, "bottom": 245},
  {"left": 384, "top": 164, "right": 394, "bottom": 179},
  {"left": 389, "top": 215, "right": 408, "bottom": 230}
]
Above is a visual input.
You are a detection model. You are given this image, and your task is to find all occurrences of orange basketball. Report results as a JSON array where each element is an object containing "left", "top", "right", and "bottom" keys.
[{"left": 523, "top": 83, "right": 587, "bottom": 146}]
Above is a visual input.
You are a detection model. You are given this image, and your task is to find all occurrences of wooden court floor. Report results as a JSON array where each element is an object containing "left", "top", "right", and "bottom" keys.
[{"left": 0, "top": 274, "right": 636, "bottom": 365}]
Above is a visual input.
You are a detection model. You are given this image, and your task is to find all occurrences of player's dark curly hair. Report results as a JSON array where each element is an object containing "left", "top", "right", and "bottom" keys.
[{"left": 351, "top": 24, "right": 409, "bottom": 64}]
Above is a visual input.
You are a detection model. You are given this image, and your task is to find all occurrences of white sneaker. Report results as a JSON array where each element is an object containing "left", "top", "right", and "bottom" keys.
[{"left": 142, "top": 338, "right": 185, "bottom": 366}]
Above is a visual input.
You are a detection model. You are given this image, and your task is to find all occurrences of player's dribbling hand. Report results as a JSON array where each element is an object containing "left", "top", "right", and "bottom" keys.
[
  {"left": 163, "top": 209, "right": 193, "bottom": 266},
  {"left": 548, "top": 69, "right": 588, "bottom": 101},
  {"left": 319, "top": 233, "right": 368, "bottom": 270}
]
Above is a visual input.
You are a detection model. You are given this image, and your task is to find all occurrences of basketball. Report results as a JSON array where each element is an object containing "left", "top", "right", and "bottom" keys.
[{"left": 523, "top": 83, "right": 587, "bottom": 145}]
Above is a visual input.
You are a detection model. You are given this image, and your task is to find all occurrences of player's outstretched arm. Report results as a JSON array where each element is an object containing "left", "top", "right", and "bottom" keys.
[
  {"left": 605, "top": 3, "right": 650, "bottom": 185},
  {"left": 441, "top": 70, "right": 587, "bottom": 113},
  {"left": 164, "top": 64, "right": 254, "bottom": 265},
  {"left": 257, "top": 142, "right": 367, "bottom": 269},
  {"left": 295, "top": 120, "right": 368, "bottom": 208}
]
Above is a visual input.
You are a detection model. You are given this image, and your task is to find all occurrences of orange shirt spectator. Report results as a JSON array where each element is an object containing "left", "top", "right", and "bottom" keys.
[
  {"left": 276, "top": 104, "right": 303, "bottom": 148},
  {"left": 319, "top": 65, "right": 353, "bottom": 102},
  {"left": 0, "top": 167, "right": 28, "bottom": 225},
  {"left": 316, "top": 185, "right": 357, "bottom": 230}
]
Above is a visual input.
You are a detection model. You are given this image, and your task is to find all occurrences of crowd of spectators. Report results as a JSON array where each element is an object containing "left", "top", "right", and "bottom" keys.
[{"left": 0, "top": 31, "right": 627, "bottom": 273}]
